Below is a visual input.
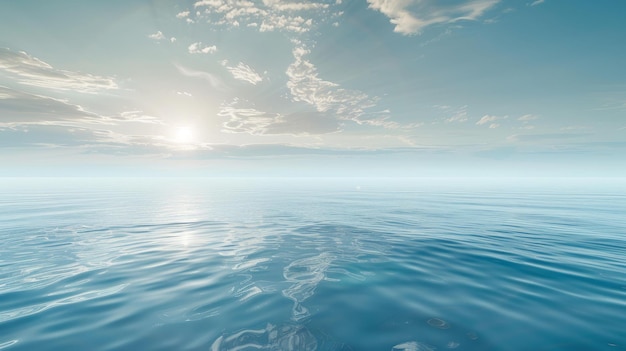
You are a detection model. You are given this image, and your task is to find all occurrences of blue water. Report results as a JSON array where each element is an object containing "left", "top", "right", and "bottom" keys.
[{"left": 1, "top": 178, "right": 625, "bottom": 351}]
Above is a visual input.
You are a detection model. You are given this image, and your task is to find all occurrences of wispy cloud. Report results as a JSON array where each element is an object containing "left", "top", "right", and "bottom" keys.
[
  {"left": 221, "top": 60, "right": 263, "bottom": 85},
  {"left": 441, "top": 105, "right": 469, "bottom": 123},
  {"left": 366, "top": 0, "right": 500, "bottom": 35},
  {"left": 517, "top": 114, "right": 538, "bottom": 129},
  {"left": 476, "top": 114, "right": 506, "bottom": 127},
  {"left": 0, "top": 86, "right": 165, "bottom": 129},
  {"left": 0, "top": 48, "right": 118, "bottom": 93},
  {"left": 529, "top": 0, "right": 545, "bottom": 6},
  {"left": 218, "top": 99, "right": 340, "bottom": 135},
  {"left": 476, "top": 115, "right": 498, "bottom": 125},
  {"left": 111, "top": 111, "right": 165, "bottom": 125},
  {"left": 286, "top": 45, "right": 383, "bottom": 126},
  {"left": 0, "top": 125, "right": 110, "bottom": 149},
  {"left": 476, "top": 115, "right": 502, "bottom": 126},
  {"left": 0, "top": 86, "right": 99, "bottom": 126},
  {"left": 175, "top": 63, "right": 226, "bottom": 90},
  {"left": 518, "top": 114, "right": 539, "bottom": 121},
  {"left": 191, "top": 0, "right": 337, "bottom": 33},
  {"left": 148, "top": 31, "right": 176, "bottom": 42},
  {"left": 219, "top": 104, "right": 280, "bottom": 135},
  {"left": 188, "top": 42, "right": 218, "bottom": 54}
]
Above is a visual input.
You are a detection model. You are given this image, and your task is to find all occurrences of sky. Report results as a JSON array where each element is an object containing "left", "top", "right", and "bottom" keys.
[{"left": 1, "top": 0, "right": 625, "bottom": 177}]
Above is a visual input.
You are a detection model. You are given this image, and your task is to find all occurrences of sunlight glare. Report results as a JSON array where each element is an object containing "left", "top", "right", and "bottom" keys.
[{"left": 175, "top": 126, "right": 194, "bottom": 144}]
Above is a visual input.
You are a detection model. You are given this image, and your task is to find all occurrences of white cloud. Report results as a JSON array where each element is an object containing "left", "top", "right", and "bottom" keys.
[
  {"left": 433, "top": 105, "right": 467, "bottom": 123},
  {"left": 188, "top": 42, "right": 218, "bottom": 54},
  {"left": 476, "top": 115, "right": 499, "bottom": 125},
  {"left": 260, "top": 14, "right": 313, "bottom": 33},
  {"left": 530, "top": 0, "right": 544, "bottom": 6},
  {"left": 355, "top": 115, "right": 402, "bottom": 129},
  {"left": 219, "top": 104, "right": 281, "bottom": 135},
  {"left": 286, "top": 45, "right": 381, "bottom": 125},
  {"left": 222, "top": 61, "right": 263, "bottom": 85},
  {"left": 518, "top": 114, "right": 539, "bottom": 121},
  {"left": 191, "top": 0, "right": 335, "bottom": 33},
  {"left": 443, "top": 106, "right": 468, "bottom": 123},
  {"left": 366, "top": 0, "right": 500, "bottom": 35},
  {"left": 176, "top": 10, "right": 191, "bottom": 18},
  {"left": 262, "top": 0, "right": 329, "bottom": 11},
  {"left": 184, "top": 2, "right": 396, "bottom": 131},
  {"left": 148, "top": 31, "right": 166, "bottom": 40},
  {"left": 113, "top": 111, "right": 165, "bottom": 125},
  {"left": 489, "top": 123, "right": 499, "bottom": 129},
  {"left": 148, "top": 31, "right": 176, "bottom": 42},
  {"left": 0, "top": 48, "right": 118, "bottom": 93},
  {"left": 194, "top": 0, "right": 229, "bottom": 8}
]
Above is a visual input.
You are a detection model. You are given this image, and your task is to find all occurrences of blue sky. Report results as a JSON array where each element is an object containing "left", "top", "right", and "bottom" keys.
[{"left": 1, "top": 0, "right": 625, "bottom": 176}]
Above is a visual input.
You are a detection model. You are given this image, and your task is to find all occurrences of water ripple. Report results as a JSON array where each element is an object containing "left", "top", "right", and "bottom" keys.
[
  {"left": 1, "top": 178, "right": 625, "bottom": 351},
  {"left": 283, "top": 253, "right": 334, "bottom": 321},
  {"left": 0, "top": 283, "right": 128, "bottom": 324}
]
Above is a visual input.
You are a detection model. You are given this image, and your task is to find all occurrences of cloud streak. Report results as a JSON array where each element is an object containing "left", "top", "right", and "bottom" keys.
[
  {"left": 366, "top": 0, "right": 500, "bottom": 35},
  {"left": 0, "top": 86, "right": 166, "bottom": 130},
  {"left": 175, "top": 63, "right": 226, "bottom": 90},
  {"left": 0, "top": 86, "right": 99, "bottom": 125},
  {"left": 222, "top": 61, "right": 263, "bottom": 85},
  {"left": 476, "top": 115, "right": 498, "bottom": 125},
  {"left": 0, "top": 48, "right": 118, "bottom": 93},
  {"left": 476, "top": 114, "right": 507, "bottom": 128}
]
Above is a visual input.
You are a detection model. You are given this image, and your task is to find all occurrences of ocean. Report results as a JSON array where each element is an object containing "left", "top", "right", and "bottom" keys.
[{"left": 1, "top": 178, "right": 625, "bottom": 351}]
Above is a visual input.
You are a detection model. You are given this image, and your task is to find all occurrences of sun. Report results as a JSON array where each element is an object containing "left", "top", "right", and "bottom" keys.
[{"left": 174, "top": 126, "right": 194, "bottom": 143}]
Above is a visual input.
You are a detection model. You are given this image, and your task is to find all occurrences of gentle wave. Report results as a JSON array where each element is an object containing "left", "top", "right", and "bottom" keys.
[{"left": 1, "top": 179, "right": 625, "bottom": 350}]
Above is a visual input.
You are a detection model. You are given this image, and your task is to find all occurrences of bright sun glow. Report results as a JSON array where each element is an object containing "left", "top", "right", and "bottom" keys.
[{"left": 174, "top": 126, "right": 194, "bottom": 143}]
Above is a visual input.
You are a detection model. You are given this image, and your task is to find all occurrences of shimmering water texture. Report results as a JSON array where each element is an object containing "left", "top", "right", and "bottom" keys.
[{"left": 1, "top": 178, "right": 625, "bottom": 351}]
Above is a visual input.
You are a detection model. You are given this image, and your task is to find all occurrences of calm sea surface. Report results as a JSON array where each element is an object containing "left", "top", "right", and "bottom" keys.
[{"left": 1, "top": 178, "right": 625, "bottom": 351}]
